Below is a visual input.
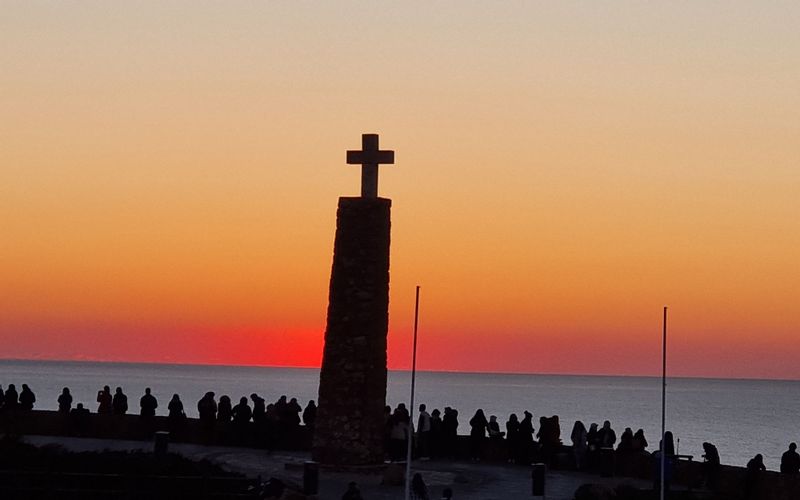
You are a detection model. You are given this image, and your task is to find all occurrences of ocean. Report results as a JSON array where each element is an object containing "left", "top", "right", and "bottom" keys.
[{"left": 1, "top": 359, "right": 797, "bottom": 470}]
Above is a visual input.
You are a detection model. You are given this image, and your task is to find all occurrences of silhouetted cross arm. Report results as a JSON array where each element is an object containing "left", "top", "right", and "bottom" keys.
[{"left": 346, "top": 134, "right": 394, "bottom": 198}]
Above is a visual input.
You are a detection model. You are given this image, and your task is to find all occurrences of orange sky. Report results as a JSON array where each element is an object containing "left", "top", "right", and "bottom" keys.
[{"left": 2, "top": 2, "right": 799, "bottom": 378}]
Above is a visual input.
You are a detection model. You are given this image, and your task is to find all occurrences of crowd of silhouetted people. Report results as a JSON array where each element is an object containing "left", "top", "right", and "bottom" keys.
[
  {"left": 3, "top": 381, "right": 800, "bottom": 495},
  {"left": 384, "top": 402, "right": 645, "bottom": 467},
  {"left": 0, "top": 382, "right": 317, "bottom": 449},
  {"left": 382, "top": 400, "right": 800, "bottom": 496}
]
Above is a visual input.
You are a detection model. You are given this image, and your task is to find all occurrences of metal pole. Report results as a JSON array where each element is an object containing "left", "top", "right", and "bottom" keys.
[
  {"left": 404, "top": 286, "right": 421, "bottom": 500},
  {"left": 660, "top": 306, "right": 667, "bottom": 500}
]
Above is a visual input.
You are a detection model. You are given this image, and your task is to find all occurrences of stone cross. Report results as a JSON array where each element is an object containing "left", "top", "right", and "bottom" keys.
[{"left": 346, "top": 133, "right": 394, "bottom": 198}]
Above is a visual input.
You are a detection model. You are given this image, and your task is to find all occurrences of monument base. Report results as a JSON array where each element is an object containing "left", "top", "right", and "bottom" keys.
[{"left": 313, "top": 196, "right": 391, "bottom": 466}]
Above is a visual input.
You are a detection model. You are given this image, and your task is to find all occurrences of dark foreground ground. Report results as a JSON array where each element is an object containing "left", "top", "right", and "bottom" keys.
[{"left": 6, "top": 435, "right": 721, "bottom": 500}]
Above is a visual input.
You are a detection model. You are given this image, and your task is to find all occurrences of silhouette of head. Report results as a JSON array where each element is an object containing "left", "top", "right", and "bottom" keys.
[
  {"left": 103, "top": 385, "right": 110, "bottom": 392},
  {"left": 62, "top": 387, "right": 70, "bottom": 394},
  {"left": 419, "top": 403, "right": 426, "bottom": 411},
  {"left": 791, "top": 443, "right": 797, "bottom": 451},
  {"left": 115, "top": 387, "right": 122, "bottom": 394},
  {"left": 76, "top": 403, "right": 83, "bottom": 409},
  {"left": 411, "top": 473, "right": 427, "bottom": 495},
  {"left": 240, "top": 397, "right": 248, "bottom": 405},
  {"left": 603, "top": 420, "right": 611, "bottom": 429},
  {"left": 145, "top": 388, "right": 151, "bottom": 395},
  {"left": 22, "top": 384, "right": 29, "bottom": 390}
]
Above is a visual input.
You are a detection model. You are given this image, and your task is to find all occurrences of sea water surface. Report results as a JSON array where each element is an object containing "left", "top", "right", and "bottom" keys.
[{"left": 1, "top": 359, "right": 797, "bottom": 470}]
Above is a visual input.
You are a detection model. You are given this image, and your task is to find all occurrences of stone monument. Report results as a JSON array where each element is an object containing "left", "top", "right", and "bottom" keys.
[{"left": 312, "top": 133, "right": 395, "bottom": 465}]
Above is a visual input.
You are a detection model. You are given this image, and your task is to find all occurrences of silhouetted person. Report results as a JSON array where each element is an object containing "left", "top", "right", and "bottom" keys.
[
  {"left": 518, "top": 411, "right": 535, "bottom": 465},
  {"left": 537, "top": 416, "right": 547, "bottom": 443},
  {"left": 617, "top": 427, "right": 634, "bottom": 452},
  {"left": 597, "top": 420, "right": 616, "bottom": 448},
  {"left": 341, "top": 481, "right": 363, "bottom": 500},
  {"left": 505, "top": 413, "right": 520, "bottom": 463},
  {"left": 430, "top": 408, "right": 443, "bottom": 457},
  {"left": 702, "top": 442, "right": 720, "bottom": 490},
  {"left": 198, "top": 391, "right": 217, "bottom": 424},
  {"left": 167, "top": 393, "right": 186, "bottom": 433},
  {"left": 411, "top": 472, "right": 429, "bottom": 500},
  {"left": 97, "top": 385, "right": 112, "bottom": 414},
  {"left": 0, "top": 385, "right": 5, "bottom": 408},
  {"left": 571, "top": 420, "right": 588, "bottom": 470},
  {"left": 389, "top": 406, "right": 409, "bottom": 461},
  {"left": 232, "top": 396, "right": 252, "bottom": 425},
  {"left": 745, "top": 453, "right": 766, "bottom": 499},
  {"left": 781, "top": 442, "right": 800, "bottom": 474},
  {"left": 217, "top": 395, "right": 232, "bottom": 422},
  {"left": 275, "top": 395, "right": 289, "bottom": 426},
  {"left": 251, "top": 393, "right": 266, "bottom": 423},
  {"left": 302, "top": 400, "right": 317, "bottom": 429},
  {"left": 488, "top": 415, "right": 504, "bottom": 439},
  {"left": 587, "top": 422, "right": 599, "bottom": 450},
  {"left": 261, "top": 478, "right": 285, "bottom": 498},
  {"left": 586, "top": 422, "right": 600, "bottom": 469},
  {"left": 442, "top": 407, "right": 459, "bottom": 457},
  {"left": 538, "top": 415, "right": 562, "bottom": 465},
  {"left": 632, "top": 428, "right": 648, "bottom": 452},
  {"left": 168, "top": 393, "right": 185, "bottom": 419},
  {"left": 19, "top": 384, "right": 35, "bottom": 411},
  {"left": 287, "top": 397, "right": 302, "bottom": 426},
  {"left": 112, "top": 387, "right": 128, "bottom": 415},
  {"left": 4, "top": 384, "right": 18, "bottom": 410},
  {"left": 69, "top": 403, "right": 90, "bottom": 435},
  {"left": 70, "top": 402, "right": 89, "bottom": 416},
  {"left": 58, "top": 387, "right": 73, "bottom": 414},
  {"left": 418, "top": 404, "right": 432, "bottom": 458},
  {"left": 263, "top": 402, "right": 280, "bottom": 449},
  {"left": 468, "top": 409, "right": 488, "bottom": 461},
  {"left": 232, "top": 397, "right": 251, "bottom": 443},
  {"left": 139, "top": 387, "right": 158, "bottom": 418},
  {"left": 660, "top": 430, "right": 676, "bottom": 457},
  {"left": 396, "top": 402, "right": 410, "bottom": 422}
]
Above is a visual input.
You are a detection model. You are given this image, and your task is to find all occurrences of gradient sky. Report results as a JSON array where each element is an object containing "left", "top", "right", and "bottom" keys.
[{"left": 2, "top": 2, "right": 799, "bottom": 378}]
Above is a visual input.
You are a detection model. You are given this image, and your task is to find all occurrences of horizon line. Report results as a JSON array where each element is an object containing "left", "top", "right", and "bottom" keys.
[{"left": 1, "top": 357, "right": 798, "bottom": 384}]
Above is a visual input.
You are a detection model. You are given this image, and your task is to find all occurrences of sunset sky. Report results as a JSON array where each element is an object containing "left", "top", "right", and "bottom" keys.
[{"left": 2, "top": 2, "right": 798, "bottom": 379}]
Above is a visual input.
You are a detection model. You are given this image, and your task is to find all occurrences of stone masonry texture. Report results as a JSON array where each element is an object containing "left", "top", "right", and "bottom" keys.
[{"left": 313, "top": 196, "right": 391, "bottom": 465}]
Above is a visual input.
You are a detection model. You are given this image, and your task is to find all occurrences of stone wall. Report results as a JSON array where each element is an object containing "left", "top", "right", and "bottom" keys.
[
  {"left": 0, "top": 409, "right": 311, "bottom": 450},
  {"left": 313, "top": 197, "right": 391, "bottom": 466}
]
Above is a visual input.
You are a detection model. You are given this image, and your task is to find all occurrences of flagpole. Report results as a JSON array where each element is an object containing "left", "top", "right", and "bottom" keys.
[
  {"left": 660, "top": 306, "right": 668, "bottom": 500},
  {"left": 404, "top": 286, "right": 421, "bottom": 500}
]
